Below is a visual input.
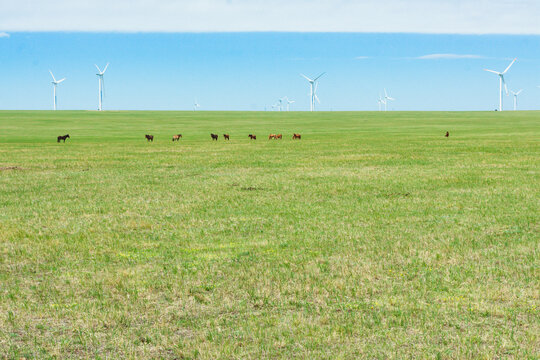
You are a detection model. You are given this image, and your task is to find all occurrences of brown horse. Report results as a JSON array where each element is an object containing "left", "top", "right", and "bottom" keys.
[
  {"left": 248, "top": 134, "right": 257, "bottom": 140},
  {"left": 276, "top": 134, "right": 282, "bottom": 139},
  {"left": 292, "top": 133, "right": 301, "bottom": 140},
  {"left": 223, "top": 134, "right": 230, "bottom": 140},
  {"left": 145, "top": 134, "right": 154, "bottom": 142},
  {"left": 268, "top": 134, "right": 276, "bottom": 140},
  {"left": 57, "top": 134, "right": 70, "bottom": 143},
  {"left": 172, "top": 134, "right": 182, "bottom": 141},
  {"left": 445, "top": 131, "right": 449, "bottom": 138},
  {"left": 211, "top": 133, "right": 218, "bottom": 141}
]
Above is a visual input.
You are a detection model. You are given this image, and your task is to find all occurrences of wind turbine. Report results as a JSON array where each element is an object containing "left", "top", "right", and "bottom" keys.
[
  {"left": 95, "top": 63, "right": 109, "bottom": 111},
  {"left": 383, "top": 89, "right": 395, "bottom": 111},
  {"left": 300, "top": 72, "right": 325, "bottom": 111},
  {"left": 49, "top": 70, "right": 65, "bottom": 111},
  {"left": 277, "top": 98, "right": 284, "bottom": 112},
  {"left": 193, "top": 99, "right": 200, "bottom": 111},
  {"left": 484, "top": 58, "right": 516, "bottom": 111},
  {"left": 285, "top": 97, "right": 295, "bottom": 111},
  {"left": 377, "top": 95, "right": 385, "bottom": 111},
  {"left": 510, "top": 89, "right": 523, "bottom": 111}
]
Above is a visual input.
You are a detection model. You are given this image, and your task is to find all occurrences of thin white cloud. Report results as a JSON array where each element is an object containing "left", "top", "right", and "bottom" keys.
[
  {"left": 355, "top": 56, "right": 370, "bottom": 60},
  {"left": 0, "top": 32, "right": 10, "bottom": 38},
  {"left": 0, "top": 0, "right": 539, "bottom": 34},
  {"left": 417, "top": 54, "right": 484, "bottom": 60}
]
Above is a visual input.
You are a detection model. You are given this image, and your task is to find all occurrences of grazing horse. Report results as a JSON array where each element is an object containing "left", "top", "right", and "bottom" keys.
[
  {"left": 292, "top": 133, "right": 301, "bottom": 140},
  {"left": 145, "top": 135, "right": 154, "bottom": 142},
  {"left": 445, "top": 131, "right": 449, "bottom": 138},
  {"left": 248, "top": 134, "right": 257, "bottom": 140},
  {"left": 268, "top": 134, "right": 276, "bottom": 140},
  {"left": 223, "top": 134, "right": 230, "bottom": 140},
  {"left": 172, "top": 134, "right": 182, "bottom": 141},
  {"left": 57, "top": 134, "right": 70, "bottom": 143},
  {"left": 276, "top": 134, "right": 282, "bottom": 139},
  {"left": 211, "top": 133, "right": 218, "bottom": 141}
]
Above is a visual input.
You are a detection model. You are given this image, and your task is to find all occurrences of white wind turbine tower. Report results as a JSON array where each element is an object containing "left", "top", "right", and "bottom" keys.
[
  {"left": 193, "top": 99, "right": 200, "bottom": 111},
  {"left": 510, "top": 89, "right": 523, "bottom": 111},
  {"left": 49, "top": 70, "right": 65, "bottom": 111},
  {"left": 484, "top": 58, "right": 516, "bottom": 111},
  {"left": 300, "top": 72, "right": 325, "bottom": 111},
  {"left": 377, "top": 95, "right": 385, "bottom": 111},
  {"left": 95, "top": 63, "right": 109, "bottom": 111},
  {"left": 383, "top": 89, "right": 394, "bottom": 111}
]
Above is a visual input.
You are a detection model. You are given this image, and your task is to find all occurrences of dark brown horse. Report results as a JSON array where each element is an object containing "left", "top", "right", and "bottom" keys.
[
  {"left": 211, "top": 133, "right": 218, "bottom": 141},
  {"left": 57, "top": 134, "right": 70, "bottom": 143},
  {"left": 145, "top": 134, "right": 154, "bottom": 142},
  {"left": 223, "top": 134, "right": 230, "bottom": 140},
  {"left": 292, "top": 133, "right": 301, "bottom": 140},
  {"left": 445, "top": 131, "right": 449, "bottom": 138},
  {"left": 172, "top": 134, "right": 182, "bottom": 141},
  {"left": 248, "top": 134, "right": 257, "bottom": 140}
]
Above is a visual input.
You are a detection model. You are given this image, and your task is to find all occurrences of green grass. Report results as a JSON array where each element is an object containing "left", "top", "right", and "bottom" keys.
[{"left": 0, "top": 110, "right": 538, "bottom": 359}]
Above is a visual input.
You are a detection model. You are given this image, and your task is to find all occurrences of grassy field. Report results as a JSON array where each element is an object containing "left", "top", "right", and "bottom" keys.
[{"left": 0, "top": 110, "right": 538, "bottom": 359}]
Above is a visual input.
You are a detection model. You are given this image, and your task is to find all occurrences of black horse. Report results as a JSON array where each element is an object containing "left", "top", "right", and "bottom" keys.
[{"left": 57, "top": 134, "right": 70, "bottom": 143}]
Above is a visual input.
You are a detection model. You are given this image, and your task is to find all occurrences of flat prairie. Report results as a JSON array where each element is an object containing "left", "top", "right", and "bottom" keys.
[{"left": 0, "top": 110, "right": 538, "bottom": 359}]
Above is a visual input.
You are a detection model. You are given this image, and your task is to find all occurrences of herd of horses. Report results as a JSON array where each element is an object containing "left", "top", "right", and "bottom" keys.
[
  {"left": 56, "top": 134, "right": 302, "bottom": 142},
  {"left": 57, "top": 133, "right": 302, "bottom": 143},
  {"left": 58, "top": 132, "right": 450, "bottom": 143}
]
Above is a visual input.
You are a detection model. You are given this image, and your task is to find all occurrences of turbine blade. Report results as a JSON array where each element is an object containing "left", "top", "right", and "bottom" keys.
[
  {"left": 313, "top": 72, "right": 326, "bottom": 81},
  {"left": 484, "top": 69, "right": 500, "bottom": 75},
  {"left": 49, "top": 70, "right": 56, "bottom": 82},
  {"left": 95, "top": 64, "right": 102, "bottom": 73},
  {"left": 516, "top": 89, "right": 523, "bottom": 95},
  {"left": 502, "top": 58, "right": 517, "bottom": 74},
  {"left": 300, "top": 73, "right": 313, "bottom": 82},
  {"left": 102, "top": 63, "right": 109, "bottom": 73},
  {"left": 57, "top": 78, "right": 66, "bottom": 84},
  {"left": 315, "top": 94, "right": 320, "bottom": 104}
]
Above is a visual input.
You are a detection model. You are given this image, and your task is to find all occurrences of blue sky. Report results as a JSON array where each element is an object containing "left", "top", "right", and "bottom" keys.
[
  {"left": 1, "top": 0, "right": 539, "bottom": 111},
  {"left": 1, "top": 32, "right": 539, "bottom": 111}
]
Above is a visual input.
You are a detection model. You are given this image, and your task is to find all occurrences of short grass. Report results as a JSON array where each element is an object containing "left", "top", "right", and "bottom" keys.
[{"left": 0, "top": 110, "right": 538, "bottom": 359}]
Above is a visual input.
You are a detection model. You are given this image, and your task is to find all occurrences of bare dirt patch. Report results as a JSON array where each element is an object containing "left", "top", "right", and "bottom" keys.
[
  {"left": 241, "top": 186, "right": 265, "bottom": 191},
  {"left": 0, "top": 166, "right": 25, "bottom": 171}
]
